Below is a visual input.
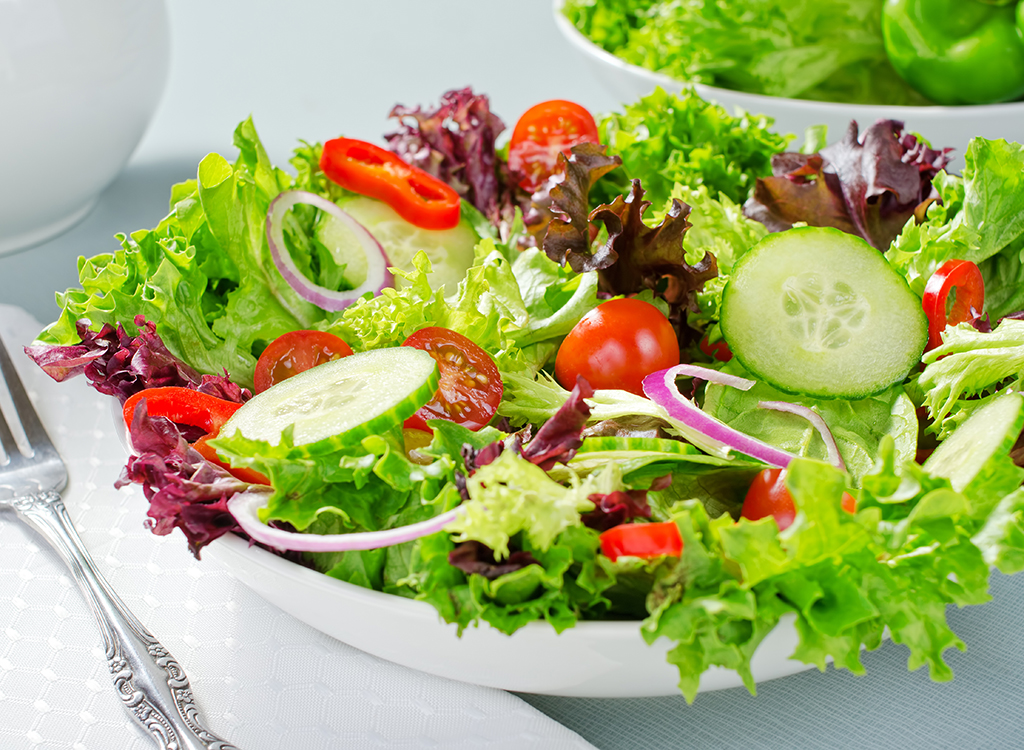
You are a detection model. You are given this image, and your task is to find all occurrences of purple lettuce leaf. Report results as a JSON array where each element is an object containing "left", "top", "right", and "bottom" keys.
[
  {"left": 386, "top": 87, "right": 522, "bottom": 227},
  {"left": 520, "top": 376, "right": 594, "bottom": 471},
  {"left": 588, "top": 181, "right": 718, "bottom": 313},
  {"left": 115, "top": 399, "right": 249, "bottom": 557},
  {"left": 25, "top": 315, "right": 250, "bottom": 405},
  {"left": 534, "top": 142, "right": 623, "bottom": 264},
  {"left": 744, "top": 120, "right": 953, "bottom": 251},
  {"left": 580, "top": 489, "right": 654, "bottom": 532}
]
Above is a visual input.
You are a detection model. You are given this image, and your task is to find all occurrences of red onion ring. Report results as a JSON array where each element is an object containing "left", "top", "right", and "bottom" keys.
[
  {"left": 642, "top": 365, "right": 797, "bottom": 467},
  {"left": 266, "top": 190, "right": 393, "bottom": 311},
  {"left": 758, "top": 400, "right": 845, "bottom": 471},
  {"left": 227, "top": 489, "right": 461, "bottom": 552}
]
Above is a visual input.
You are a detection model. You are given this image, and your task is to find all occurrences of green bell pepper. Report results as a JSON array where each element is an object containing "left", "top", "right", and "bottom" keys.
[{"left": 882, "top": 0, "right": 1024, "bottom": 105}]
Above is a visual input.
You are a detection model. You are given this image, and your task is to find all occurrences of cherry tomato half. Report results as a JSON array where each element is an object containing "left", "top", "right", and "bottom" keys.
[
  {"left": 508, "top": 99, "right": 600, "bottom": 192},
  {"left": 599, "top": 521, "right": 683, "bottom": 562},
  {"left": 401, "top": 327, "right": 503, "bottom": 432},
  {"left": 253, "top": 330, "right": 354, "bottom": 394},
  {"left": 741, "top": 468, "right": 855, "bottom": 531},
  {"left": 921, "top": 259, "right": 985, "bottom": 351},
  {"left": 555, "top": 298, "right": 680, "bottom": 397}
]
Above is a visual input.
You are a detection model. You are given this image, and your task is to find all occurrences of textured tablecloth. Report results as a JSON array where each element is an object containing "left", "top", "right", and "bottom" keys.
[{"left": 0, "top": 304, "right": 595, "bottom": 750}]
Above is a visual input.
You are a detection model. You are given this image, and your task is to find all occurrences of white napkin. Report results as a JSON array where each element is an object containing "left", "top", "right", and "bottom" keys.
[{"left": 0, "top": 305, "right": 596, "bottom": 750}]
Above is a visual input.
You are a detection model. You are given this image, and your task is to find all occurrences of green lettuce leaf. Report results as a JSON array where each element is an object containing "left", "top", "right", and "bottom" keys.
[
  {"left": 564, "top": 0, "right": 926, "bottom": 106},
  {"left": 702, "top": 363, "right": 918, "bottom": 482},
  {"left": 593, "top": 87, "right": 790, "bottom": 211}
]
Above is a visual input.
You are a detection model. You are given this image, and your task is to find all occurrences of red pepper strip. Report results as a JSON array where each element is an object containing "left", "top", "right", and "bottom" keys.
[
  {"left": 122, "top": 387, "right": 269, "bottom": 485},
  {"left": 319, "top": 138, "right": 461, "bottom": 230},
  {"left": 122, "top": 387, "right": 242, "bottom": 435},
  {"left": 599, "top": 521, "right": 683, "bottom": 562},
  {"left": 921, "top": 259, "right": 985, "bottom": 351}
]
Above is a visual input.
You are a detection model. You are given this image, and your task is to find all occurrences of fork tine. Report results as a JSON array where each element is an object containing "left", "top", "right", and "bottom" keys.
[{"left": 0, "top": 333, "right": 57, "bottom": 457}]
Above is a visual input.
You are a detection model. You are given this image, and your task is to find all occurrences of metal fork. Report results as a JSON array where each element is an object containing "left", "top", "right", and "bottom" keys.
[{"left": 0, "top": 334, "right": 240, "bottom": 750}]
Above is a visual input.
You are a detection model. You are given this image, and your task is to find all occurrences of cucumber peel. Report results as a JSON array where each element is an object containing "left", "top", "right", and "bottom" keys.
[
  {"left": 720, "top": 226, "right": 927, "bottom": 399},
  {"left": 219, "top": 347, "right": 439, "bottom": 455},
  {"left": 923, "top": 392, "right": 1024, "bottom": 507}
]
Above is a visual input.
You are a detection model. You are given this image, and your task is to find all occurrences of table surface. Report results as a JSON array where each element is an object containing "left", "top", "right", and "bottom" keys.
[{"left": 3, "top": 2, "right": 1024, "bottom": 748}]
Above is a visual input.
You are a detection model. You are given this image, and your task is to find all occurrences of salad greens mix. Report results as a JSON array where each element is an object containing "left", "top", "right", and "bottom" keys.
[
  {"left": 562, "top": 0, "right": 929, "bottom": 105},
  {"left": 27, "top": 86, "right": 1024, "bottom": 701}
]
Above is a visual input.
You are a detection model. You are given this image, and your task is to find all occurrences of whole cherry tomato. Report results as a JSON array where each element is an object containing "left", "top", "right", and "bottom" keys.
[
  {"left": 741, "top": 468, "right": 856, "bottom": 531},
  {"left": 253, "top": 330, "right": 354, "bottom": 394},
  {"left": 401, "top": 327, "right": 503, "bottom": 432},
  {"left": 508, "top": 99, "right": 600, "bottom": 191},
  {"left": 699, "top": 333, "right": 733, "bottom": 362},
  {"left": 921, "top": 259, "right": 984, "bottom": 351},
  {"left": 555, "top": 298, "right": 680, "bottom": 396},
  {"left": 599, "top": 521, "right": 683, "bottom": 562}
]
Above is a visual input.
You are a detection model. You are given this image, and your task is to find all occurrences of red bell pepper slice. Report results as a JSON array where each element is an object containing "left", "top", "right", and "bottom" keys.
[
  {"left": 599, "top": 521, "right": 683, "bottom": 562},
  {"left": 921, "top": 259, "right": 985, "bottom": 351},
  {"left": 122, "top": 387, "right": 269, "bottom": 485},
  {"left": 122, "top": 387, "right": 242, "bottom": 435},
  {"left": 319, "top": 138, "right": 461, "bottom": 230}
]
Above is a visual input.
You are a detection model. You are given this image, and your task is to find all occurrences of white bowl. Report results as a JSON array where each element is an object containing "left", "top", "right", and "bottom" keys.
[
  {"left": 553, "top": 1, "right": 1024, "bottom": 166},
  {"left": 0, "top": 0, "right": 170, "bottom": 256},
  {"left": 205, "top": 532, "right": 815, "bottom": 698}
]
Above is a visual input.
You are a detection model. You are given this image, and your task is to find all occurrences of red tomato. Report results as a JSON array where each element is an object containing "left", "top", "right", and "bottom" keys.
[
  {"left": 320, "top": 138, "right": 461, "bottom": 230},
  {"left": 253, "top": 330, "right": 354, "bottom": 394},
  {"left": 741, "top": 468, "right": 855, "bottom": 531},
  {"left": 921, "top": 259, "right": 985, "bottom": 351},
  {"left": 555, "top": 298, "right": 680, "bottom": 396},
  {"left": 401, "top": 327, "right": 503, "bottom": 432},
  {"left": 699, "top": 334, "right": 733, "bottom": 362},
  {"left": 508, "top": 99, "right": 600, "bottom": 191},
  {"left": 599, "top": 521, "right": 683, "bottom": 562}
]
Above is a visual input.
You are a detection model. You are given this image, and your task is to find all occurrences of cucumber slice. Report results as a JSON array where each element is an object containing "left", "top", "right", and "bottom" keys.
[
  {"left": 220, "top": 347, "right": 439, "bottom": 454},
  {"left": 319, "top": 196, "right": 479, "bottom": 294},
  {"left": 923, "top": 392, "right": 1024, "bottom": 493},
  {"left": 720, "top": 226, "right": 927, "bottom": 399}
]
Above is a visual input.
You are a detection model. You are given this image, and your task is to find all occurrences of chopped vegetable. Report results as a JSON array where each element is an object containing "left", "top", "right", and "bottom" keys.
[
  {"left": 641, "top": 364, "right": 798, "bottom": 466},
  {"left": 401, "top": 327, "right": 503, "bottom": 432},
  {"left": 122, "top": 385, "right": 240, "bottom": 435},
  {"left": 216, "top": 347, "right": 439, "bottom": 452},
  {"left": 599, "top": 520, "right": 683, "bottom": 561},
  {"left": 720, "top": 226, "right": 927, "bottom": 399},
  {"left": 882, "top": 0, "right": 1024, "bottom": 105},
  {"left": 740, "top": 467, "right": 856, "bottom": 530},
  {"left": 227, "top": 488, "right": 461, "bottom": 552},
  {"left": 266, "top": 190, "right": 394, "bottom": 311},
  {"left": 508, "top": 99, "right": 600, "bottom": 191},
  {"left": 922, "top": 259, "right": 985, "bottom": 351},
  {"left": 253, "top": 329, "right": 354, "bottom": 394},
  {"left": 320, "top": 138, "right": 461, "bottom": 230}
]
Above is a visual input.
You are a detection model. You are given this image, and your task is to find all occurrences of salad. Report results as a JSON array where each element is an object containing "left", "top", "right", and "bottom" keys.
[
  {"left": 562, "top": 0, "right": 1024, "bottom": 106},
  {"left": 24, "top": 86, "right": 1024, "bottom": 702}
]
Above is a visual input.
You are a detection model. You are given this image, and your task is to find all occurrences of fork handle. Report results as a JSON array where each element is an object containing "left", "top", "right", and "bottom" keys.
[{"left": 12, "top": 491, "right": 241, "bottom": 750}]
